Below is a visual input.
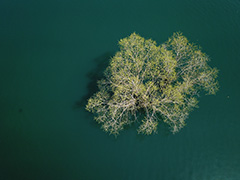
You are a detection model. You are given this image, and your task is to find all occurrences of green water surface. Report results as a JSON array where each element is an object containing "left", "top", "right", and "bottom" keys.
[{"left": 0, "top": 0, "right": 240, "bottom": 179}]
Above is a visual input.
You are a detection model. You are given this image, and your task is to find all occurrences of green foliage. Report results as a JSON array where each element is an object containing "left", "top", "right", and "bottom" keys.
[{"left": 86, "top": 32, "right": 219, "bottom": 136}]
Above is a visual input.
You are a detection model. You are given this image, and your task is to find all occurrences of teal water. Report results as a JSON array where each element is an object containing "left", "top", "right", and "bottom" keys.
[{"left": 0, "top": 0, "right": 240, "bottom": 179}]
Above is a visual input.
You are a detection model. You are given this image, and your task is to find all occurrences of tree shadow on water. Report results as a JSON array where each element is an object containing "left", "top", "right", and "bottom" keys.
[{"left": 74, "top": 52, "right": 113, "bottom": 109}]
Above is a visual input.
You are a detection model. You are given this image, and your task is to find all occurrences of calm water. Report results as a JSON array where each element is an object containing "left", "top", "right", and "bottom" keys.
[{"left": 0, "top": 0, "right": 240, "bottom": 179}]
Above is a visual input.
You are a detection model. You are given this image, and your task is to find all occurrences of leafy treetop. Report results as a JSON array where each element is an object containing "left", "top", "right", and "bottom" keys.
[{"left": 86, "top": 32, "right": 219, "bottom": 136}]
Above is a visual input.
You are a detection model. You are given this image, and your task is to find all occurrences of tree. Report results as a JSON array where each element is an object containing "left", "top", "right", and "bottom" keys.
[{"left": 86, "top": 32, "right": 219, "bottom": 136}]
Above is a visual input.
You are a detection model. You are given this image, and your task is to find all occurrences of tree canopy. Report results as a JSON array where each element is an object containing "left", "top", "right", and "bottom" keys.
[{"left": 86, "top": 32, "right": 219, "bottom": 136}]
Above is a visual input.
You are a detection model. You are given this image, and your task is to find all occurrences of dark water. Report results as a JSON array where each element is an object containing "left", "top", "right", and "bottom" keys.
[{"left": 1, "top": 0, "right": 240, "bottom": 179}]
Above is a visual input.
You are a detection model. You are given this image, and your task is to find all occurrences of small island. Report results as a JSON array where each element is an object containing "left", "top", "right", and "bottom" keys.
[{"left": 86, "top": 32, "right": 219, "bottom": 136}]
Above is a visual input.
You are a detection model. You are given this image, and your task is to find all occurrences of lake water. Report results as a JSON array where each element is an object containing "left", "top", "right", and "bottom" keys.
[{"left": 0, "top": 0, "right": 240, "bottom": 179}]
